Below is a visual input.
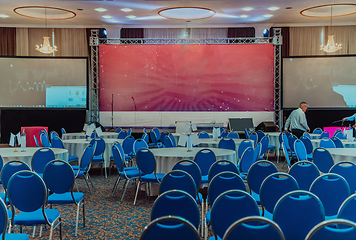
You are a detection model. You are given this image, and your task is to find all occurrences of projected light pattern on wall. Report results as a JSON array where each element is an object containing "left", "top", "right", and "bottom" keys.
[
  {"left": 9, "top": 81, "right": 45, "bottom": 94},
  {"left": 99, "top": 44, "right": 274, "bottom": 112}
]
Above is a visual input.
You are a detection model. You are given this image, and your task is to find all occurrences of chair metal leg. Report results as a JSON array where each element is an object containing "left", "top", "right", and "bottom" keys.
[
  {"left": 133, "top": 180, "right": 141, "bottom": 205},
  {"left": 83, "top": 200, "right": 85, "bottom": 228},
  {"left": 121, "top": 179, "right": 130, "bottom": 202},
  {"left": 112, "top": 176, "right": 121, "bottom": 195},
  {"left": 75, "top": 203, "right": 80, "bottom": 236},
  {"left": 83, "top": 175, "right": 93, "bottom": 195}
]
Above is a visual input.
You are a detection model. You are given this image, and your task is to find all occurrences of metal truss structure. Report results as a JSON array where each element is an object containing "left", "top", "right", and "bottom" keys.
[{"left": 89, "top": 32, "right": 281, "bottom": 124}]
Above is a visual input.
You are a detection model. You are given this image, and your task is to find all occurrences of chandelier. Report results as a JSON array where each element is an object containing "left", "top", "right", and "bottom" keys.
[
  {"left": 320, "top": 6, "right": 342, "bottom": 53},
  {"left": 36, "top": 8, "right": 57, "bottom": 54}
]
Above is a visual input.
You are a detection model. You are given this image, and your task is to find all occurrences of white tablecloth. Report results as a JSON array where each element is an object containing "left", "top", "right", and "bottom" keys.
[
  {"left": 62, "top": 132, "right": 119, "bottom": 140},
  {"left": 311, "top": 139, "right": 356, "bottom": 149},
  {"left": 171, "top": 132, "right": 213, "bottom": 144},
  {"left": 198, "top": 139, "right": 253, "bottom": 160},
  {"left": 0, "top": 147, "right": 68, "bottom": 166},
  {"left": 150, "top": 147, "right": 236, "bottom": 174},
  {"left": 63, "top": 139, "right": 123, "bottom": 167},
  {"left": 328, "top": 148, "right": 356, "bottom": 164}
]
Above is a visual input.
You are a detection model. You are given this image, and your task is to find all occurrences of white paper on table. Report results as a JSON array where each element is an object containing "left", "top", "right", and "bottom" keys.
[
  {"left": 21, "top": 136, "right": 26, "bottom": 149},
  {"left": 184, "top": 123, "right": 190, "bottom": 133},
  {"left": 86, "top": 126, "right": 93, "bottom": 136},
  {"left": 345, "top": 129, "right": 353, "bottom": 140},
  {"left": 187, "top": 136, "right": 193, "bottom": 150},
  {"left": 9, "top": 133, "right": 15, "bottom": 147},
  {"left": 90, "top": 123, "right": 96, "bottom": 130},
  {"left": 96, "top": 127, "right": 103, "bottom": 137},
  {"left": 213, "top": 127, "right": 219, "bottom": 139},
  {"left": 83, "top": 123, "right": 88, "bottom": 131},
  {"left": 191, "top": 123, "right": 197, "bottom": 131},
  {"left": 16, "top": 132, "right": 21, "bottom": 146},
  {"left": 190, "top": 133, "right": 199, "bottom": 146},
  {"left": 178, "top": 134, "right": 188, "bottom": 147}
]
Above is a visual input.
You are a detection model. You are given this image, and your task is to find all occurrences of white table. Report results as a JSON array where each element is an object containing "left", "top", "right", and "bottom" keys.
[
  {"left": 62, "top": 132, "right": 119, "bottom": 140},
  {"left": 0, "top": 147, "right": 68, "bottom": 166},
  {"left": 311, "top": 139, "right": 356, "bottom": 149},
  {"left": 328, "top": 148, "right": 356, "bottom": 164},
  {"left": 171, "top": 132, "right": 213, "bottom": 144},
  {"left": 62, "top": 139, "right": 123, "bottom": 167},
  {"left": 150, "top": 147, "right": 237, "bottom": 174},
  {"left": 198, "top": 139, "right": 253, "bottom": 159}
]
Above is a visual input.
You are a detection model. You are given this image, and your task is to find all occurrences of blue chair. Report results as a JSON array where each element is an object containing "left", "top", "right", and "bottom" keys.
[
  {"left": 288, "top": 134, "right": 298, "bottom": 156},
  {"left": 288, "top": 161, "right": 320, "bottom": 191},
  {"left": 247, "top": 160, "right": 278, "bottom": 204},
  {"left": 223, "top": 216, "right": 285, "bottom": 240},
  {"left": 249, "top": 132, "right": 258, "bottom": 147},
  {"left": 198, "top": 131, "right": 210, "bottom": 139},
  {"left": 160, "top": 131, "right": 170, "bottom": 143},
  {"left": 282, "top": 133, "right": 292, "bottom": 157},
  {"left": 281, "top": 142, "right": 292, "bottom": 168},
  {"left": 239, "top": 147, "right": 255, "bottom": 179},
  {"left": 335, "top": 132, "right": 347, "bottom": 140},
  {"left": 7, "top": 171, "right": 62, "bottom": 240},
  {"left": 303, "top": 132, "right": 311, "bottom": 139},
  {"left": 253, "top": 142, "right": 262, "bottom": 162},
  {"left": 333, "top": 129, "right": 342, "bottom": 137},
  {"left": 61, "top": 128, "right": 66, "bottom": 135},
  {"left": 259, "top": 135, "right": 269, "bottom": 160},
  {"left": 142, "top": 133, "right": 150, "bottom": 144},
  {"left": 143, "top": 128, "right": 148, "bottom": 135},
  {"left": 313, "top": 128, "right": 323, "bottom": 134},
  {"left": 111, "top": 145, "right": 141, "bottom": 202},
  {"left": 40, "top": 132, "right": 51, "bottom": 147},
  {"left": 117, "top": 130, "right": 127, "bottom": 139},
  {"left": 329, "top": 161, "right": 356, "bottom": 193},
  {"left": 294, "top": 139, "right": 308, "bottom": 161},
  {"left": 122, "top": 135, "right": 135, "bottom": 159},
  {"left": 320, "top": 131, "right": 330, "bottom": 139},
  {"left": 115, "top": 128, "right": 122, "bottom": 133},
  {"left": 209, "top": 190, "right": 259, "bottom": 240},
  {"left": 50, "top": 130, "right": 59, "bottom": 141},
  {"left": 153, "top": 128, "right": 161, "bottom": 142},
  {"left": 237, "top": 140, "right": 253, "bottom": 160},
  {"left": 244, "top": 128, "right": 250, "bottom": 139},
  {"left": 331, "top": 137, "right": 344, "bottom": 148},
  {"left": 90, "top": 131, "right": 98, "bottom": 139},
  {"left": 218, "top": 138, "right": 236, "bottom": 151},
  {"left": 305, "top": 219, "right": 356, "bottom": 240},
  {"left": 31, "top": 147, "right": 55, "bottom": 177},
  {"left": 43, "top": 160, "right": 85, "bottom": 236},
  {"left": 227, "top": 132, "right": 239, "bottom": 139},
  {"left": 162, "top": 135, "right": 174, "bottom": 148},
  {"left": 300, "top": 136, "right": 313, "bottom": 159},
  {"left": 319, "top": 138, "right": 336, "bottom": 148},
  {"left": 208, "top": 160, "right": 239, "bottom": 183},
  {"left": 310, "top": 173, "right": 350, "bottom": 219},
  {"left": 338, "top": 193, "right": 356, "bottom": 224},
  {"left": 273, "top": 190, "right": 325, "bottom": 240},
  {"left": 194, "top": 149, "right": 216, "bottom": 184},
  {"left": 256, "top": 130, "right": 265, "bottom": 143},
  {"left": 149, "top": 129, "right": 161, "bottom": 148},
  {"left": 168, "top": 134, "right": 177, "bottom": 147},
  {"left": 134, "top": 148, "right": 165, "bottom": 205},
  {"left": 0, "top": 197, "right": 29, "bottom": 240},
  {"left": 259, "top": 172, "right": 299, "bottom": 219},
  {"left": 313, "top": 147, "right": 334, "bottom": 173},
  {"left": 266, "top": 135, "right": 276, "bottom": 160},
  {"left": 127, "top": 128, "right": 132, "bottom": 136},
  {"left": 33, "top": 135, "right": 40, "bottom": 147},
  {"left": 276, "top": 132, "right": 285, "bottom": 163},
  {"left": 220, "top": 131, "right": 228, "bottom": 138},
  {"left": 90, "top": 138, "right": 107, "bottom": 178},
  {"left": 140, "top": 216, "right": 200, "bottom": 240},
  {"left": 133, "top": 138, "right": 148, "bottom": 155},
  {"left": 51, "top": 136, "right": 79, "bottom": 163}
]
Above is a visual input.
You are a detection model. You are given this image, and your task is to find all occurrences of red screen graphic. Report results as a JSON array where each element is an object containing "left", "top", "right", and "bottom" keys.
[{"left": 99, "top": 44, "right": 274, "bottom": 111}]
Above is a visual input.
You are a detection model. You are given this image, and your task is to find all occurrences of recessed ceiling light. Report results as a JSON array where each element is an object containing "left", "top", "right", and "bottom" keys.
[
  {"left": 102, "top": 15, "right": 112, "bottom": 19},
  {"left": 0, "top": 14, "right": 9, "bottom": 18},
  {"left": 263, "top": 14, "right": 273, "bottom": 17},
  {"left": 240, "top": 15, "right": 249, "bottom": 18},
  {"left": 242, "top": 7, "right": 253, "bottom": 11},
  {"left": 126, "top": 15, "right": 136, "bottom": 19},
  {"left": 268, "top": 7, "right": 280, "bottom": 11},
  {"left": 95, "top": 8, "right": 107, "bottom": 12},
  {"left": 121, "top": 8, "right": 132, "bottom": 12}
]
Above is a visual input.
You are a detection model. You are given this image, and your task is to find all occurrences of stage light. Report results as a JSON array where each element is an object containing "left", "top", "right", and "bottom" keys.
[
  {"left": 268, "top": 7, "right": 280, "bottom": 11},
  {"left": 103, "top": 29, "right": 107, "bottom": 36},
  {"left": 242, "top": 7, "right": 253, "bottom": 11},
  {"left": 95, "top": 8, "right": 107, "bottom": 12},
  {"left": 121, "top": 8, "right": 132, "bottom": 12},
  {"left": 240, "top": 15, "right": 248, "bottom": 18},
  {"left": 263, "top": 29, "right": 269, "bottom": 37}
]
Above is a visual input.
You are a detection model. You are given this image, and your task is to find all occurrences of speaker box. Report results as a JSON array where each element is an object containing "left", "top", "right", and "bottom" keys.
[{"left": 255, "top": 121, "right": 277, "bottom": 132}]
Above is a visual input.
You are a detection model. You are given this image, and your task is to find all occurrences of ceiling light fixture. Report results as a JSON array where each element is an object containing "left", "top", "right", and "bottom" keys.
[
  {"left": 126, "top": 15, "right": 136, "bottom": 19},
  {"left": 102, "top": 15, "right": 112, "bottom": 19},
  {"left": 35, "top": 8, "right": 57, "bottom": 54},
  {"left": 95, "top": 8, "right": 107, "bottom": 12},
  {"left": 158, "top": 7, "right": 215, "bottom": 20},
  {"left": 242, "top": 7, "right": 253, "bottom": 11},
  {"left": 268, "top": 7, "right": 280, "bottom": 11},
  {"left": 0, "top": 14, "right": 9, "bottom": 18},
  {"left": 263, "top": 14, "right": 273, "bottom": 18},
  {"left": 320, "top": 6, "right": 342, "bottom": 53},
  {"left": 121, "top": 8, "right": 133, "bottom": 12},
  {"left": 240, "top": 15, "right": 248, "bottom": 18}
]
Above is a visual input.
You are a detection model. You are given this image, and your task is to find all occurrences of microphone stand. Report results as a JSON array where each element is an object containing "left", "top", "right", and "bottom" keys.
[
  {"left": 111, "top": 93, "right": 114, "bottom": 130},
  {"left": 132, "top": 97, "right": 137, "bottom": 130}
]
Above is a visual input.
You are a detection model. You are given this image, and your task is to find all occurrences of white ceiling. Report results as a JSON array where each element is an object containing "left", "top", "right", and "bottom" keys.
[{"left": 1, "top": 0, "right": 356, "bottom": 29}]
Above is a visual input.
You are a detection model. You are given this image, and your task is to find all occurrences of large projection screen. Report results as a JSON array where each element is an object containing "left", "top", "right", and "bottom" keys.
[
  {"left": 0, "top": 57, "right": 88, "bottom": 109},
  {"left": 283, "top": 55, "right": 356, "bottom": 109}
]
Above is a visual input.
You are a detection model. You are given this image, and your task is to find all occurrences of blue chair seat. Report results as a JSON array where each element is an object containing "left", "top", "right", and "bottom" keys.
[
  {"left": 201, "top": 175, "right": 208, "bottom": 184},
  {"left": 239, "top": 174, "right": 246, "bottom": 180},
  {"left": 14, "top": 209, "right": 60, "bottom": 225},
  {"left": 0, "top": 193, "right": 9, "bottom": 205},
  {"left": 259, "top": 209, "right": 273, "bottom": 220},
  {"left": 268, "top": 145, "right": 276, "bottom": 149},
  {"left": 251, "top": 192, "right": 261, "bottom": 205},
  {"left": 206, "top": 210, "right": 211, "bottom": 224},
  {"left": 141, "top": 173, "right": 165, "bottom": 182},
  {"left": 73, "top": 170, "right": 84, "bottom": 178},
  {"left": 92, "top": 156, "right": 104, "bottom": 162},
  {"left": 119, "top": 169, "right": 141, "bottom": 178},
  {"left": 307, "top": 153, "right": 313, "bottom": 160},
  {"left": 68, "top": 156, "right": 79, "bottom": 162},
  {"left": 71, "top": 166, "right": 80, "bottom": 170},
  {"left": 48, "top": 192, "right": 84, "bottom": 205},
  {"left": 0, "top": 233, "right": 29, "bottom": 240}
]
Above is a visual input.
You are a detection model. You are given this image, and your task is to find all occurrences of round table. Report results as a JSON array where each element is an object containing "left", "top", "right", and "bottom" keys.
[
  {"left": 198, "top": 139, "right": 253, "bottom": 159},
  {"left": 327, "top": 148, "right": 356, "bottom": 164},
  {"left": 0, "top": 147, "right": 68, "bottom": 166},
  {"left": 62, "top": 132, "right": 119, "bottom": 140},
  {"left": 150, "top": 147, "right": 236, "bottom": 174},
  {"left": 311, "top": 139, "right": 356, "bottom": 149},
  {"left": 171, "top": 132, "right": 213, "bottom": 145},
  {"left": 62, "top": 139, "right": 123, "bottom": 167}
]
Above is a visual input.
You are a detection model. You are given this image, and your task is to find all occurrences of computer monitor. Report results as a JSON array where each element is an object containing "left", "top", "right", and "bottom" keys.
[{"left": 228, "top": 118, "right": 254, "bottom": 132}]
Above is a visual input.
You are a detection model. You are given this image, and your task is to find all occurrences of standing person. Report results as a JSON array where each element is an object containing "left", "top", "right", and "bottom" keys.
[
  {"left": 284, "top": 102, "right": 310, "bottom": 138},
  {"left": 342, "top": 114, "right": 356, "bottom": 128}
]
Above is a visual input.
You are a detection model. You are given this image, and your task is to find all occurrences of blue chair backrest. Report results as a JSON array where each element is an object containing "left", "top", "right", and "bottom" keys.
[
  {"left": 319, "top": 138, "right": 336, "bottom": 148},
  {"left": 160, "top": 131, "right": 170, "bottom": 143},
  {"left": 331, "top": 137, "right": 344, "bottom": 148},
  {"left": 136, "top": 148, "right": 157, "bottom": 175},
  {"left": 303, "top": 132, "right": 311, "bottom": 139},
  {"left": 34, "top": 135, "right": 40, "bottom": 147},
  {"left": 210, "top": 190, "right": 260, "bottom": 239},
  {"left": 281, "top": 142, "right": 291, "bottom": 167},
  {"left": 115, "top": 128, "right": 122, "bottom": 133},
  {"left": 337, "top": 193, "right": 356, "bottom": 223},
  {"left": 335, "top": 132, "right": 347, "bottom": 140},
  {"left": 208, "top": 160, "right": 239, "bottom": 183},
  {"left": 194, "top": 149, "right": 216, "bottom": 176},
  {"left": 140, "top": 215, "right": 200, "bottom": 240},
  {"left": 249, "top": 133, "right": 258, "bottom": 147},
  {"left": 260, "top": 173, "right": 299, "bottom": 214},
  {"left": 282, "top": 133, "right": 290, "bottom": 151},
  {"left": 333, "top": 129, "right": 342, "bottom": 137},
  {"left": 112, "top": 145, "right": 125, "bottom": 172},
  {"left": 198, "top": 131, "right": 210, "bottom": 139},
  {"left": 244, "top": 128, "right": 250, "bottom": 139},
  {"left": 294, "top": 139, "right": 307, "bottom": 161},
  {"left": 227, "top": 132, "right": 239, "bottom": 139},
  {"left": 330, "top": 161, "right": 356, "bottom": 193},
  {"left": 90, "top": 131, "right": 98, "bottom": 139},
  {"left": 208, "top": 171, "right": 246, "bottom": 206},
  {"left": 143, "top": 128, "right": 148, "bottom": 134},
  {"left": 31, "top": 147, "right": 55, "bottom": 174},
  {"left": 0, "top": 155, "right": 3, "bottom": 172},
  {"left": 79, "top": 143, "right": 96, "bottom": 170},
  {"left": 150, "top": 130, "right": 158, "bottom": 144},
  {"left": 247, "top": 160, "right": 278, "bottom": 195},
  {"left": 61, "top": 128, "right": 66, "bottom": 134},
  {"left": 320, "top": 131, "right": 330, "bottom": 139},
  {"left": 312, "top": 147, "right": 334, "bottom": 173},
  {"left": 237, "top": 140, "right": 254, "bottom": 160},
  {"left": 288, "top": 161, "right": 320, "bottom": 191},
  {"left": 159, "top": 170, "right": 197, "bottom": 198},
  {"left": 51, "top": 136, "right": 64, "bottom": 149},
  {"left": 0, "top": 198, "right": 10, "bottom": 236},
  {"left": 118, "top": 130, "right": 127, "bottom": 139},
  {"left": 1, "top": 160, "right": 31, "bottom": 190},
  {"left": 172, "top": 159, "right": 201, "bottom": 190},
  {"left": 305, "top": 219, "right": 356, "bottom": 240},
  {"left": 142, "top": 133, "right": 149, "bottom": 144},
  {"left": 253, "top": 142, "right": 262, "bottom": 162},
  {"left": 43, "top": 160, "right": 75, "bottom": 194},
  {"left": 310, "top": 173, "right": 350, "bottom": 217},
  {"left": 168, "top": 134, "right": 177, "bottom": 147},
  {"left": 133, "top": 138, "right": 148, "bottom": 154},
  {"left": 300, "top": 136, "right": 313, "bottom": 154},
  {"left": 259, "top": 135, "right": 269, "bottom": 158},
  {"left": 313, "top": 128, "right": 323, "bottom": 134},
  {"left": 220, "top": 131, "right": 228, "bottom": 138},
  {"left": 218, "top": 138, "right": 236, "bottom": 151},
  {"left": 288, "top": 135, "right": 298, "bottom": 152},
  {"left": 153, "top": 128, "right": 161, "bottom": 141},
  {"left": 127, "top": 128, "right": 132, "bottom": 136},
  {"left": 239, "top": 147, "right": 255, "bottom": 174},
  {"left": 256, "top": 130, "right": 265, "bottom": 143},
  {"left": 278, "top": 132, "right": 284, "bottom": 145},
  {"left": 90, "top": 138, "right": 106, "bottom": 156},
  {"left": 223, "top": 216, "right": 285, "bottom": 240},
  {"left": 40, "top": 132, "right": 51, "bottom": 147},
  {"left": 50, "top": 131, "right": 59, "bottom": 141},
  {"left": 163, "top": 135, "right": 173, "bottom": 148},
  {"left": 273, "top": 190, "right": 325, "bottom": 240}
]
